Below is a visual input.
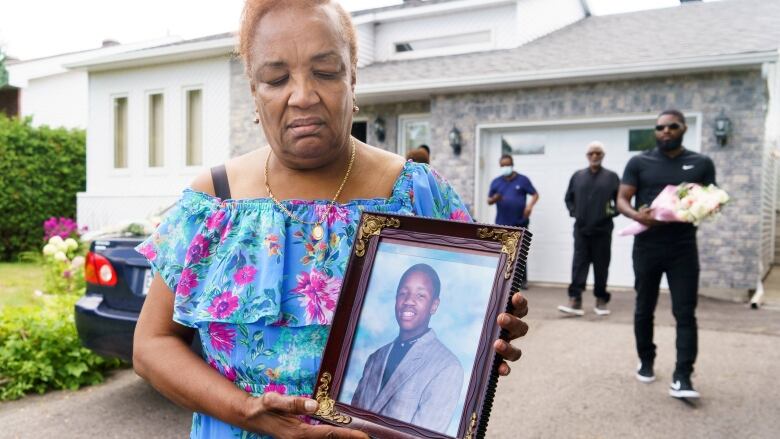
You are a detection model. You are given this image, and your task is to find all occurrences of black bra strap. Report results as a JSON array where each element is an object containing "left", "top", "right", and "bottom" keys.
[{"left": 210, "top": 165, "right": 232, "bottom": 200}]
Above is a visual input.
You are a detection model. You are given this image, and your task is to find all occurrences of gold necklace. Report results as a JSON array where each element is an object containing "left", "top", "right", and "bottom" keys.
[{"left": 264, "top": 137, "right": 356, "bottom": 241}]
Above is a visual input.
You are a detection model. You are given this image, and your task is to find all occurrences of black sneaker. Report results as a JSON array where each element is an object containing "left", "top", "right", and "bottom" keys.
[
  {"left": 669, "top": 376, "right": 700, "bottom": 399},
  {"left": 636, "top": 361, "right": 655, "bottom": 383}
]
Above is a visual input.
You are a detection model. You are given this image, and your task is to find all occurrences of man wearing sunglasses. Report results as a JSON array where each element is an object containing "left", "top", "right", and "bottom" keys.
[
  {"left": 560, "top": 141, "right": 620, "bottom": 317},
  {"left": 617, "top": 109, "right": 716, "bottom": 400}
]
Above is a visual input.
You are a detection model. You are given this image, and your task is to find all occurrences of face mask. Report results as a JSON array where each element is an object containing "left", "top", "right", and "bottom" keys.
[
  {"left": 501, "top": 166, "right": 513, "bottom": 176},
  {"left": 657, "top": 136, "right": 683, "bottom": 151}
]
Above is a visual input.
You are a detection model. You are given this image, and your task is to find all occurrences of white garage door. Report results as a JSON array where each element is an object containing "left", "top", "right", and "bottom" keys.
[{"left": 474, "top": 116, "right": 700, "bottom": 288}]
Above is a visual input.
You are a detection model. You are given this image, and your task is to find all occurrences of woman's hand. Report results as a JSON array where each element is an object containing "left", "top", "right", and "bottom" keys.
[
  {"left": 241, "top": 392, "right": 368, "bottom": 439},
  {"left": 494, "top": 292, "right": 529, "bottom": 376}
]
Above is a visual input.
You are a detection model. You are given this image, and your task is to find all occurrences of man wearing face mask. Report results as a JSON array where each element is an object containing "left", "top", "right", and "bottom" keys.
[
  {"left": 488, "top": 154, "right": 538, "bottom": 288},
  {"left": 618, "top": 109, "right": 716, "bottom": 400}
]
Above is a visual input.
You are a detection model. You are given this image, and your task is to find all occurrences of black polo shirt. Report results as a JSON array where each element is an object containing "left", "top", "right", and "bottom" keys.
[
  {"left": 565, "top": 167, "right": 620, "bottom": 235},
  {"left": 622, "top": 147, "right": 716, "bottom": 241}
]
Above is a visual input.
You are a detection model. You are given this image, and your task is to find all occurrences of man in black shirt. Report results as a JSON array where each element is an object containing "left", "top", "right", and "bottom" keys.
[
  {"left": 559, "top": 141, "right": 619, "bottom": 317},
  {"left": 618, "top": 109, "right": 716, "bottom": 400}
]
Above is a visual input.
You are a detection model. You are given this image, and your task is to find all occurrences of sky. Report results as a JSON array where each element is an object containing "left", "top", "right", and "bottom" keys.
[{"left": 0, "top": 0, "right": 719, "bottom": 61}]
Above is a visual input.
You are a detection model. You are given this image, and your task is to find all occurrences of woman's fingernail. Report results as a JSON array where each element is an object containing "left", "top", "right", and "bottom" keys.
[{"left": 305, "top": 400, "right": 318, "bottom": 412}]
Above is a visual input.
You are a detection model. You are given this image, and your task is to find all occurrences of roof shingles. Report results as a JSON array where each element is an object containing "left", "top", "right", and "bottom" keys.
[{"left": 357, "top": 0, "right": 780, "bottom": 86}]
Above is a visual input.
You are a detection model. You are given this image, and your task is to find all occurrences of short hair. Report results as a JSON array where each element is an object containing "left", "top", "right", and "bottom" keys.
[
  {"left": 500, "top": 154, "right": 513, "bottom": 163},
  {"left": 658, "top": 109, "right": 686, "bottom": 125},
  {"left": 587, "top": 141, "right": 605, "bottom": 152},
  {"left": 418, "top": 144, "right": 431, "bottom": 154},
  {"left": 238, "top": 0, "right": 358, "bottom": 76},
  {"left": 406, "top": 148, "right": 430, "bottom": 164},
  {"left": 397, "top": 263, "right": 441, "bottom": 300}
]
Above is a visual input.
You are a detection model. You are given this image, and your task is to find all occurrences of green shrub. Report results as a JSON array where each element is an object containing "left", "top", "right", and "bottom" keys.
[
  {"left": 0, "top": 293, "right": 123, "bottom": 400},
  {"left": 0, "top": 115, "right": 86, "bottom": 260}
]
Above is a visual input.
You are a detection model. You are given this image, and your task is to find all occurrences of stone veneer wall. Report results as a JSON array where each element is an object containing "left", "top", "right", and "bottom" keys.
[
  {"left": 423, "top": 69, "right": 767, "bottom": 298},
  {"left": 230, "top": 58, "right": 267, "bottom": 156}
]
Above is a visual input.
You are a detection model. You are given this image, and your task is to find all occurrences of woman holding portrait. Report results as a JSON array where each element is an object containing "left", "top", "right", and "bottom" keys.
[{"left": 132, "top": 1, "right": 529, "bottom": 438}]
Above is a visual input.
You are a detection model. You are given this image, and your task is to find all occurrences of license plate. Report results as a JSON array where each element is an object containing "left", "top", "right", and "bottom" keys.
[{"left": 141, "top": 270, "right": 153, "bottom": 296}]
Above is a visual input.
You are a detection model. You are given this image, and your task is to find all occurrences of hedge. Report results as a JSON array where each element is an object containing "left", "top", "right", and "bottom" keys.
[{"left": 0, "top": 115, "right": 86, "bottom": 260}]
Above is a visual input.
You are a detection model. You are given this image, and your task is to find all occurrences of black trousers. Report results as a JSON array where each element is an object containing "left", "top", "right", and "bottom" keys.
[
  {"left": 568, "top": 228, "right": 612, "bottom": 301},
  {"left": 633, "top": 238, "right": 699, "bottom": 377}
]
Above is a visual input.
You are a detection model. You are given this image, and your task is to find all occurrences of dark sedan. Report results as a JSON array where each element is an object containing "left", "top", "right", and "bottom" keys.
[{"left": 74, "top": 237, "right": 150, "bottom": 362}]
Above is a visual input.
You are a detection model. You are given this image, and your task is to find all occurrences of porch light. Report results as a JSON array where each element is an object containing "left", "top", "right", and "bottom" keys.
[
  {"left": 714, "top": 110, "right": 732, "bottom": 147},
  {"left": 374, "top": 117, "right": 386, "bottom": 143},
  {"left": 449, "top": 125, "right": 462, "bottom": 156}
]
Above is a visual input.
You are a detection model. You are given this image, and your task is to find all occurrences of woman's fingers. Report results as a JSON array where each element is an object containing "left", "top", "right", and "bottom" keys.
[
  {"left": 494, "top": 339, "right": 522, "bottom": 362},
  {"left": 497, "top": 312, "right": 529, "bottom": 340},
  {"left": 261, "top": 392, "right": 319, "bottom": 415},
  {"left": 497, "top": 361, "right": 511, "bottom": 376},
  {"left": 511, "top": 292, "right": 529, "bottom": 318}
]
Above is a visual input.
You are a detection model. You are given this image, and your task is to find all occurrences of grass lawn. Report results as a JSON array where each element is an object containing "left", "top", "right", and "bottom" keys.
[{"left": 0, "top": 262, "right": 45, "bottom": 309}]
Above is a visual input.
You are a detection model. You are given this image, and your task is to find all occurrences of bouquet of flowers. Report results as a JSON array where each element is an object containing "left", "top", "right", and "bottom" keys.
[{"left": 619, "top": 183, "right": 730, "bottom": 236}]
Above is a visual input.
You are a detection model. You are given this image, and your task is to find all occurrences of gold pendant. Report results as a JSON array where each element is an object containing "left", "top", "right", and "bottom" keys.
[{"left": 312, "top": 224, "right": 324, "bottom": 241}]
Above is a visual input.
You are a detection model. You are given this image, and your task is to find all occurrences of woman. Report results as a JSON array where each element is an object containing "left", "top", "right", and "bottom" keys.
[{"left": 133, "top": 1, "right": 529, "bottom": 438}]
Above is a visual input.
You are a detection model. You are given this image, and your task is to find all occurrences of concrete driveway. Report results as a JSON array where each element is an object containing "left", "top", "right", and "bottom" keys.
[{"left": 1, "top": 287, "right": 778, "bottom": 438}]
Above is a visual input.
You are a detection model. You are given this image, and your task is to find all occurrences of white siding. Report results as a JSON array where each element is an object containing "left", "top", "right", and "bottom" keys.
[
  {"left": 357, "top": 23, "right": 376, "bottom": 68},
  {"left": 78, "top": 56, "right": 231, "bottom": 230},
  {"left": 373, "top": 4, "right": 518, "bottom": 62},
  {"left": 21, "top": 70, "right": 88, "bottom": 128},
  {"left": 516, "top": 0, "right": 586, "bottom": 46},
  {"left": 762, "top": 62, "right": 780, "bottom": 274}
]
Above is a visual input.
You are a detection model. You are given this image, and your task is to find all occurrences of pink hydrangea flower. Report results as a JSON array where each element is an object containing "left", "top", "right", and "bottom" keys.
[
  {"left": 207, "top": 291, "right": 240, "bottom": 319},
  {"left": 293, "top": 268, "right": 340, "bottom": 325},
  {"left": 208, "top": 322, "right": 236, "bottom": 353},
  {"left": 264, "top": 383, "right": 288, "bottom": 395},
  {"left": 176, "top": 268, "right": 198, "bottom": 297},
  {"left": 233, "top": 266, "right": 257, "bottom": 286},
  {"left": 137, "top": 243, "right": 157, "bottom": 261},
  {"left": 185, "top": 234, "right": 212, "bottom": 264}
]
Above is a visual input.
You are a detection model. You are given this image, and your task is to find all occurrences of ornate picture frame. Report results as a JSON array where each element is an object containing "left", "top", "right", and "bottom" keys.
[{"left": 312, "top": 212, "right": 531, "bottom": 439}]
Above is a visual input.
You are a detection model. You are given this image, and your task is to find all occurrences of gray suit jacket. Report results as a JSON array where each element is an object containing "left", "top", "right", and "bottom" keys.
[{"left": 351, "top": 329, "right": 464, "bottom": 434}]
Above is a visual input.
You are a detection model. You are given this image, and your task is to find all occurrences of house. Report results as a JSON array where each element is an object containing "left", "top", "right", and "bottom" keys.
[
  {"left": 5, "top": 37, "right": 180, "bottom": 129},
  {"left": 71, "top": 0, "right": 780, "bottom": 302}
]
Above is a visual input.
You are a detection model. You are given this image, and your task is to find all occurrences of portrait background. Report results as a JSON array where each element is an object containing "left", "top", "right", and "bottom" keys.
[{"left": 338, "top": 240, "right": 499, "bottom": 437}]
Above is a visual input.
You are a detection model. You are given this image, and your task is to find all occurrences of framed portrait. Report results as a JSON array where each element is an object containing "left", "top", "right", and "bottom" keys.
[{"left": 312, "top": 213, "right": 531, "bottom": 439}]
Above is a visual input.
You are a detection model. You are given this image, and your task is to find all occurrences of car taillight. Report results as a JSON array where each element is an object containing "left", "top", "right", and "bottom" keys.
[{"left": 85, "top": 251, "right": 118, "bottom": 286}]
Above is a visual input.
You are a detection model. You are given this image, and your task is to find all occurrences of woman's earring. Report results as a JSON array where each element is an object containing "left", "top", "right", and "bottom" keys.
[
  {"left": 253, "top": 111, "right": 260, "bottom": 124},
  {"left": 352, "top": 97, "right": 359, "bottom": 113}
]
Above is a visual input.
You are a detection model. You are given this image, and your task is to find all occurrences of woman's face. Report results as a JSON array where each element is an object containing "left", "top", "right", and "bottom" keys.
[{"left": 249, "top": 4, "right": 355, "bottom": 169}]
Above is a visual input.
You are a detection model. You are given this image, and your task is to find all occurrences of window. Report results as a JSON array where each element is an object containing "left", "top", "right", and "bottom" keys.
[
  {"left": 398, "top": 115, "right": 431, "bottom": 156},
  {"left": 500, "top": 133, "right": 545, "bottom": 155},
  {"left": 148, "top": 93, "right": 164, "bottom": 167},
  {"left": 629, "top": 129, "right": 655, "bottom": 152},
  {"left": 113, "top": 97, "right": 128, "bottom": 168},
  {"left": 185, "top": 89, "right": 203, "bottom": 166},
  {"left": 394, "top": 31, "right": 491, "bottom": 54}
]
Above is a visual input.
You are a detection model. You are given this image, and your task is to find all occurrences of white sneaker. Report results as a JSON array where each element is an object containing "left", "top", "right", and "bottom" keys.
[
  {"left": 558, "top": 298, "right": 584, "bottom": 316},
  {"left": 594, "top": 298, "right": 611, "bottom": 316},
  {"left": 669, "top": 377, "right": 700, "bottom": 399}
]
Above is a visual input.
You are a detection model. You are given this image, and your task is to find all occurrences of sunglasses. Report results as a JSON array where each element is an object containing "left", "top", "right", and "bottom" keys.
[
  {"left": 655, "top": 123, "right": 682, "bottom": 131},
  {"left": 586, "top": 151, "right": 603, "bottom": 156}
]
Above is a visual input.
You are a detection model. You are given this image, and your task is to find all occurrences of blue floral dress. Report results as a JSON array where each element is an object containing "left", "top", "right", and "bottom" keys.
[{"left": 136, "top": 161, "right": 471, "bottom": 438}]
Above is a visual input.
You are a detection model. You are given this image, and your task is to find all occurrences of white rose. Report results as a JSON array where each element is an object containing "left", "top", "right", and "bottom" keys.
[
  {"left": 716, "top": 189, "right": 730, "bottom": 204},
  {"left": 65, "top": 238, "right": 79, "bottom": 251},
  {"left": 42, "top": 243, "right": 57, "bottom": 256},
  {"left": 54, "top": 251, "right": 68, "bottom": 262}
]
